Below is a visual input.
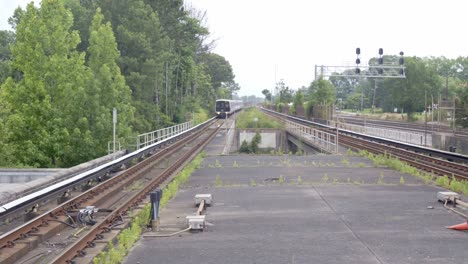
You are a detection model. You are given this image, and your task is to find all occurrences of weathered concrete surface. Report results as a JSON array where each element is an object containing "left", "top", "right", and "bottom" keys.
[
  {"left": 0, "top": 169, "right": 62, "bottom": 183},
  {"left": 124, "top": 155, "right": 467, "bottom": 264},
  {"left": 0, "top": 150, "right": 126, "bottom": 205}
]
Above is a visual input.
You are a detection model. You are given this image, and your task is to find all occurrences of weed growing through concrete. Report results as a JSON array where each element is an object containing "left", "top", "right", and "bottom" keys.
[
  {"left": 341, "top": 158, "right": 350, "bottom": 166},
  {"left": 399, "top": 176, "right": 405, "bottom": 185},
  {"left": 449, "top": 178, "right": 466, "bottom": 194},
  {"left": 435, "top": 175, "right": 449, "bottom": 187},
  {"left": 277, "top": 147, "right": 283, "bottom": 155},
  {"left": 279, "top": 175, "right": 285, "bottom": 183},
  {"left": 215, "top": 159, "right": 222, "bottom": 168},
  {"left": 377, "top": 173, "right": 385, "bottom": 184},
  {"left": 215, "top": 175, "right": 223, "bottom": 187},
  {"left": 208, "top": 164, "right": 214, "bottom": 168},
  {"left": 321, "top": 174, "right": 329, "bottom": 183},
  {"left": 297, "top": 175, "right": 303, "bottom": 184},
  {"left": 347, "top": 177, "right": 351, "bottom": 183},
  {"left": 358, "top": 162, "right": 366, "bottom": 168},
  {"left": 332, "top": 178, "right": 338, "bottom": 185},
  {"left": 356, "top": 149, "right": 468, "bottom": 195},
  {"left": 233, "top": 161, "right": 239, "bottom": 167},
  {"left": 346, "top": 148, "right": 356, "bottom": 156},
  {"left": 250, "top": 178, "right": 257, "bottom": 187}
]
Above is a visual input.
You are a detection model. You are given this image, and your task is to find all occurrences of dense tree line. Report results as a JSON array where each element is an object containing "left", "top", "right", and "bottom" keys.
[{"left": 0, "top": 0, "right": 239, "bottom": 168}]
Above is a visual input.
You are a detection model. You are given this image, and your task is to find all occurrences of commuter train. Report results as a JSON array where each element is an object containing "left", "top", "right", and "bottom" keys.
[{"left": 215, "top": 99, "right": 243, "bottom": 118}]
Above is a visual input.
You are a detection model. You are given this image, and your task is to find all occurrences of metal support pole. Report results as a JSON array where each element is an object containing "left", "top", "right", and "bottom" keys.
[
  {"left": 335, "top": 122, "right": 339, "bottom": 153},
  {"left": 424, "top": 91, "right": 427, "bottom": 146},
  {"left": 453, "top": 97, "right": 456, "bottom": 134},
  {"left": 113, "top": 108, "right": 117, "bottom": 155},
  {"left": 150, "top": 188, "right": 163, "bottom": 229}
]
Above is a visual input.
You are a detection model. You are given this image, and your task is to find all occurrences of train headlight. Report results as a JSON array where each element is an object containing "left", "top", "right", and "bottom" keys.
[{"left": 216, "top": 112, "right": 220, "bottom": 115}]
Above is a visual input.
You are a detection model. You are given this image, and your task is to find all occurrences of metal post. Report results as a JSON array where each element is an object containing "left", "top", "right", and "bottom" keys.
[
  {"left": 453, "top": 97, "right": 456, "bottom": 134},
  {"left": 113, "top": 108, "right": 117, "bottom": 155},
  {"left": 150, "top": 188, "right": 163, "bottom": 229},
  {"left": 431, "top": 94, "right": 434, "bottom": 132},
  {"left": 335, "top": 121, "right": 339, "bottom": 153},
  {"left": 314, "top": 65, "right": 317, "bottom": 81},
  {"left": 424, "top": 91, "right": 427, "bottom": 146}
]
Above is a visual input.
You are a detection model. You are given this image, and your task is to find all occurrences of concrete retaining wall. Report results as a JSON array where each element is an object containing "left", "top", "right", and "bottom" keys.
[
  {"left": 432, "top": 133, "right": 468, "bottom": 154},
  {"left": 233, "top": 129, "right": 287, "bottom": 153}
]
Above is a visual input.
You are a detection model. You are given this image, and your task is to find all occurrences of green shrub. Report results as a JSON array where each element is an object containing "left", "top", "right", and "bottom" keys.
[
  {"left": 239, "top": 140, "right": 251, "bottom": 153},
  {"left": 251, "top": 132, "right": 262, "bottom": 153}
]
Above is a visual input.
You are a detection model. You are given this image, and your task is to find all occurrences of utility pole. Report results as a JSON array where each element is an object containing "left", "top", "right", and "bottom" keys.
[
  {"left": 431, "top": 94, "right": 434, "bottom": 132},
  {"left": 165, "top": 62, "right": 168, "bottom": 114},
  {"left": 424, "top": 92, "right": 427, "bottom": 146},
  {"left": 113, "top": 108, "right": 117, "bottom": 155},
  {"left": 453, "top": 97, "right": 456, "bottom": 134},
  {"left": 372, "top": 79, "right": 377, "bottom": 113}
]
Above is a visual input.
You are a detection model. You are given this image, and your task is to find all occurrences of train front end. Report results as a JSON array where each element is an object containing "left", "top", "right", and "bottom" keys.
[{"left": 215, "top": 100, "right": 231, "bottom": 118}]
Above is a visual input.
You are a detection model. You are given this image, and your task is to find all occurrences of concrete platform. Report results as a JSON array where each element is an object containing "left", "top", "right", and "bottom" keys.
[{"left": 124, "top": 155, "right": 467, "bottom": 264}]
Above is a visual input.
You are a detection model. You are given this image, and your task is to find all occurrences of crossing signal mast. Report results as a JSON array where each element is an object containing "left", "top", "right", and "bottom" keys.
[{"left": 315, "top": 48, "right": 406, "bottom": 80}]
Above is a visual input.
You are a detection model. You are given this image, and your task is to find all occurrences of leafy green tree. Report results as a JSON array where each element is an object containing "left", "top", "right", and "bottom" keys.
[
  {"left": 199, "top": 52, "right": 235, "bottom": 96},
  {"left": 276, "top": 79, "right": 293, "bottom": 104},
  {"left": 63, "top": 0, "right": 98, "bottom": 53},
  {"left": 292, "top": 90, "right": 304, "bottom": 114},
  {"left": 96, "top": 0, "right": 171, "bottom": 132},
  {"left": 85, "top": 7, "right": 135, "bottom": 156},
  {"left": 1, "top": 0, "right": 90, "bottom": 167},
  {"left": 0, "top": 30, "right": 14, "bottom": 84},
  {"left": 386, "top": 57, "right": 440, "bottom": 117},
  {"left": 262, "top": 89, "right": 272, "bottom": 102},
  {"left": 345, "top": 93, "right": 363, "bottom": 111},
  {"left": 329, "top": 71, "right": 359, "bottom": 102},
  {"left": 308, "top": 78, "right": 336, "bottom": 105}
]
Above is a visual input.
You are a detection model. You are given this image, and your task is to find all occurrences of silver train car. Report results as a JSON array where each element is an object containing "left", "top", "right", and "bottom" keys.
[{"left": 215, "top": 99, "right": 243, "bottom": 118}]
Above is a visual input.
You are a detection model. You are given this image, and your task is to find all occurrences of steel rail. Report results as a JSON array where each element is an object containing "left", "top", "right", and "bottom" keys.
[
  {"left": 50, "top": 120, "right": 221, "bottom": 264},
  {"left": 261, "top": 108, "right": 468, "bottom": 164},
  {"left": 0, "top": 118, "right": 217, "bottom": 260},
  {"left": 339, "top": 135, "right": 468, "bottom": 181},
  {"left": 262, "top": 108, "right": 468, "bottom": 181},
  {"left": 0, "top": 117, "right": 216, "bottom": 217}
]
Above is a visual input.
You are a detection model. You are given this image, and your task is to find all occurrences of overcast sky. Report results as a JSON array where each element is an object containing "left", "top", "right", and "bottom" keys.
[{"left": 2, "top": 0, "right": 468, "bottom": 97}]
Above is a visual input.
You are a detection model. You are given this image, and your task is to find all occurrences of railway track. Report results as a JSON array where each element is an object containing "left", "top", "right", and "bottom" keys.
[
  {"left": 336, "top": 115, "right": 468, "bottom": 138},
  {"left": 339, "top": 134, "right": 468, "bottom": 181},
  {"left": 0, "top": 118, "right": 222, "bottom": 264},
  {"left": 263, "top": 108, "right": 468, "bottom": 182}
]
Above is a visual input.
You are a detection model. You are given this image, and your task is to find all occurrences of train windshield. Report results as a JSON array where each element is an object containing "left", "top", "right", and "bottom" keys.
[{"left": 216, "top": 101, "right": 230, "bottom": 112}]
